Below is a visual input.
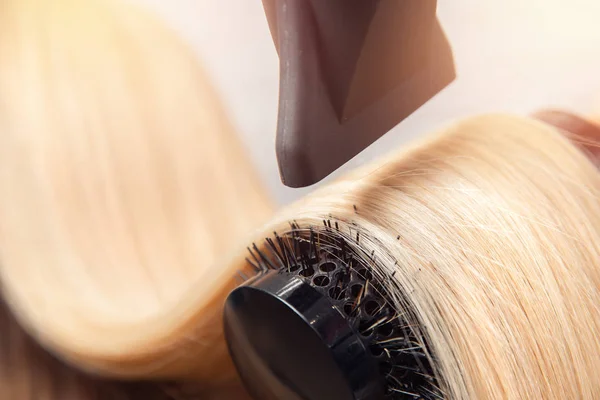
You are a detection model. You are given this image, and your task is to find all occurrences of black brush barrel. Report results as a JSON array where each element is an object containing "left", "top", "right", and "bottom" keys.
[
  {"left": 223, "top": 227, "right": 437, "bottom": 399},
  {"left": 223, "top": 270, "right": 385, "bottom": 400}
]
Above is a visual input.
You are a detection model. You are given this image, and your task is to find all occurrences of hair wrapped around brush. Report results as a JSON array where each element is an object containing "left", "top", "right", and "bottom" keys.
[{"left": 239, "top": 114, "right": 600, "bottom": 399}]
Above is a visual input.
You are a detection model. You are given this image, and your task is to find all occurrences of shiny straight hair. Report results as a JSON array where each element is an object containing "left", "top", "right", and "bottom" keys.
[
  {"left": 235, "top": 113, "right": 600, "bottom": 399},
  {"left": 0, "top": 0, "right": 269, "bottom": 397}
]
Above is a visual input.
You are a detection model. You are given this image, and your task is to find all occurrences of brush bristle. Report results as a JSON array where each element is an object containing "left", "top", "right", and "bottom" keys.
[{"left": 246, "top": 220, "right": 440, "bottom": 400}]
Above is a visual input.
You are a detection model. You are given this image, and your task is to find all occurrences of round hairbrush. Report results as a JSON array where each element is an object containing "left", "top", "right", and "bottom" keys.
[{"left": 223, "top": 222, "right": 437, "bottom": 400}]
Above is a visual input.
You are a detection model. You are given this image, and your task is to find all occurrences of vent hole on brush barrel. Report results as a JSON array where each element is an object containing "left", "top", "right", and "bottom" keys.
[
  {"left": 358, "top": 319, "right": 377, "bottom": 336},
  {"left": 333, "top": 270, "right": 351, "bottom": 286},
  {"left": 299, "top": 266, "right": 315, "bottom": 277},
  {"left": 350, "top": 284, "right": 364, "bottom": 297},
  {"left": 364, "top": 300, "right": 380, "bottom": 317},
  {"left": 356, "top": 268, "right": 373, "bottom": 281},
  {"left": 377, "top": 323, "right": 394, "bottom": 337},
  {"left": 289, "top": 263, "right": 300, "bottom": 272},
  {"left": 313, "top": 275, "right": 330, "bottom": 287},
  {"left": 319, "top": 261, "right": 337, "bottom": 273},
  {"left": 328, "top": 286, "right": 346, "bottom": 300},
  {"left": 343, "top": 302, "right": 359, "bottom": 318}
]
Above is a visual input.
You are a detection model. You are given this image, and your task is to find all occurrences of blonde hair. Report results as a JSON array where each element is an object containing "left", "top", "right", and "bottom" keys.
[
  {"left": 239, "top": 114, "right": 600, "bottom": 399},
  {"left": 1, "top": 0, "right": 600, "bottom": 398},
  {"left": 0, "top": 0, "right": 270, "bottom": 394}
]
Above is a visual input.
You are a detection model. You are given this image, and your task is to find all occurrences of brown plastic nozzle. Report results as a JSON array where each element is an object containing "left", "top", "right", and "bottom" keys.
[{"left": 262, "top": 0, "right": 456, "bottom": 188}]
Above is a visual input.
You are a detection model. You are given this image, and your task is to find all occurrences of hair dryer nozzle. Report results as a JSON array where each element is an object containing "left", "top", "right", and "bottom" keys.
[{"left": 262, "top": 0, "right": 455, "bottom": 187}]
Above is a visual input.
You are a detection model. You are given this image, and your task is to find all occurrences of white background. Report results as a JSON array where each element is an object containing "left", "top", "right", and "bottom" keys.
[{"left": 135, "top": 0, "right": 600, "bottom": 205}]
